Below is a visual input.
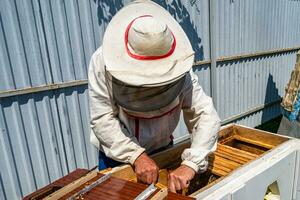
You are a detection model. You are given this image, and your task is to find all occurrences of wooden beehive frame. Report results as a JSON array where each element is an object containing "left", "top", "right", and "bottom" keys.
[
  {"left": 40, "top": 124, "right": 289, "bottom": 199},
  {"left": 101, "top": 124, "right": 289, "bottom": 197}
]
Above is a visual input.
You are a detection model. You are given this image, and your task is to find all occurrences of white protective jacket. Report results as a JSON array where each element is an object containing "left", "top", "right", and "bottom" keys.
[{"left": 89, "top": 47, "right": 221, "bottom": 172}]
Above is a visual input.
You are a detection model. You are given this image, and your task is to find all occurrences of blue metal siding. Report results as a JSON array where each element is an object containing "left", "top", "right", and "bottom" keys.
[
  {"left": 215, "top": 0, "right": 300, "bottom": 57},
  {"left": 212, "top": 0, "right": 300, "bottom": 121},
  {"left": 0, "top": 86, "right": 98, "bottom": 199},
  {"left": 215, "top": 52, "right": 295, "bottom": 120},
  {"left": 38, "top": 0, "right": 93, "bottom": 82},
  {"left": 0, "top": 0, "right": 43, "bottom": 90},
  {"left": 0, "top": 0, "right": 300, "bottom": 199}
]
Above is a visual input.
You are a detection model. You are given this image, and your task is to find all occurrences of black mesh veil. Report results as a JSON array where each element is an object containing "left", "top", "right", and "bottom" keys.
[{"left": 111, "top": 74, "right": 186, "bottom": 112}]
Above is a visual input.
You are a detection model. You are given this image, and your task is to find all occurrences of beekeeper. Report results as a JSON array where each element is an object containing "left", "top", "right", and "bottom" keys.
[{"left": 88, "top": 1, "right": 220, "bottom": 193}]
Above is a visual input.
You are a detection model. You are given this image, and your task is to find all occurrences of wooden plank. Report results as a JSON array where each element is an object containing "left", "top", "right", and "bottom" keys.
[
  {"left": 235, "top": 125, "right": 288, "bottom": 147},
  {"left": 61, "top": 174, "right": 194, "bottom": 200},
  {"left": 207, "top": 165, "right": 228, "bottom": 177},
  {"left": 233, "top": 134, "right": 275, "bottom": 149},
  {"left": 218, "top": 124, "right": 235, "bottom": 141},
  {"left": 215, "top": 150, "right": 253, "bottom": 164},
  {"left": 102, "top": 165, "right": 136, "bottom": 180},
  {"left": 217, "top": 144, "right": 258, "bottom": 160},
  {"left": 214, "top": 151, "right": 249, "bottom": 164},
  {"left": 23, "top": 169, "right": 89, "bottom": 200},
  {"left": 102, "top": 164, "right": 169, "bottom": 188},
  {"left": 226, "top": 136, "right": 267, "bottom": 155},
  {"left": 208, "top": 155, "right": 241, "bottom": 170},
  {"left": 150, "top": 188, "right": 168, "bottom": 200},
  {"left": 43, "top": 170, "right": 98, "bottom": 200},
  {"left": 158, "top": 169, "right": 169, "bottom": 187},
  {"left": 209, "top": 162, "right": 232, "bottom": 173},
  {"left": 156, "top": 183, "right": 168, "bottom": 189},
  {"left": 219, "top": 135, "right": 235, "bottom": 145},
  {"left": 151, "top": 140, "right": 190, "bottom": 169}
]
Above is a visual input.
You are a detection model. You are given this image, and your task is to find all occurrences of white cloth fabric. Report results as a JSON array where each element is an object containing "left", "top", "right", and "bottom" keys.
[
  {"left": 127, "top": 16, "right": 174, "bottom": 57},
  {"left": 89, "top": 47, "right": 221, "bottom": 172}
]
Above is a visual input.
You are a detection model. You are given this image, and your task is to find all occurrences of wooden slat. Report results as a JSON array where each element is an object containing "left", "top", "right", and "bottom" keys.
[
  {"left": 210, "top": 162, "right": 232, "bottom": 173},
  {"left": 150, "top": 188, "right": 168, "bottom": 200},
  {"left": 206, "top": 143, "right": 260, "bottom": 177},
  {"left": 151, "top": 140, "right": 190, "bottom": 169},
  {"left": 43, "top": 170, "right": 98, "bottom": 200},
  {"left": 61, "top": 174, "right": 194, "bottom": 200},
  {"left": 218, "top": 124, "right": 235, "bottom": 141},
  {"left": 235, "top": 126, "right": 288, "bottom": 147},
  {"left": 103, "top": 165, "right": 170, "bottom": 188},
  {"left": 157, "top": 169, "right": 169, "bottom": 187},
  {"left": 23, "top": 169, "right": 89, "bottom": 200},
  {"left": 102, "top": 165, "right": 136, "bottom": 180},
  {"left": 207, "top": 165, "right": 229, "bottom": 177},
  {"left": 214, "top": 151, "right": 249, "bottom": 164},
  {"left": 208, "top": 155, "right": 241, "bottom": 170},
  {"left": 233, "top": 134, "right": 274, "bottom": 149},
  {"left": 217, "top": 144, "right": 258, "bottom": 160}
]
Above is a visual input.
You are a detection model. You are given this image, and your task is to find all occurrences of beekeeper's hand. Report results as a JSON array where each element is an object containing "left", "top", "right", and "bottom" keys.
[
  {"left": 168, "top": 165, "right": 195, "bottom": 193},
  {"left": 134, "top": 153, "right": 159, "bottom": 184}
]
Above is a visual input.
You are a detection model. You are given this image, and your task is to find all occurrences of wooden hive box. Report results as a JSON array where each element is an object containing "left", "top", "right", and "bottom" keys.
[
  {"left": 23, "top": 124, "right": 292, "bottom": 199},
  {"left": 102, "top": 124, "right": 290, "bottom": 197}
]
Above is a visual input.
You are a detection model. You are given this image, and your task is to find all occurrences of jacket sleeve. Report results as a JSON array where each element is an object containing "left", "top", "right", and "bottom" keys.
[
  {"left": 88, "top": 49, "right": 145, "bottom": 165},
  {"left": 181, "top": 70, "right": 221, "bottom": 173}
]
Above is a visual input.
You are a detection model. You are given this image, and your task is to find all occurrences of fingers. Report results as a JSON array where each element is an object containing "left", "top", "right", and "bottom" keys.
[
  {"left": 179, "top": 178, "right": 190, "bottom": 189},
  {"left": 168, "top": 165, "right": 196, "bottom": 193},
  {"left": 168, "top": 176, "right": 176, "bottom": 193},
  {"left": 134, "top": 153, "right": 159, "bottom": 184},
  {"left": 168, "top": 165, "right": 195, "bottom": 193},
  {"left": 146, "top": 170, "right": 154, "bottom": 184},
  {"left": 137, "top": 171, "right": 153, "bottom": 184},
  {"left": 136, "top": 166, "right": 158, "bottom": 184},
  {"left": 152, "top": 169, "right": 158, "bottom": 183},
  {"left": 168, "top": 173, "right": 189, "bottom": 193},
  {"left": 174, "top": 179, "right": 182, "bottom": 191}
]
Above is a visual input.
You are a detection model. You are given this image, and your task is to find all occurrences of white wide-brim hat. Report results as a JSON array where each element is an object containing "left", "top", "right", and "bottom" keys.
[{"left": 102, "top": 0, "right": 195, "bottom": 86}]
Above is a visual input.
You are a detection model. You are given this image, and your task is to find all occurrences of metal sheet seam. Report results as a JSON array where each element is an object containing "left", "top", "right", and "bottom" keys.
[
  {"left": 217, "top": 46, "right": 300, "bottom": 62},
  {"left": 53, "top": 95, "right": 71, "bottom": 174},
  {"left": 0, "top": 173, "right": 6, "bottom": 200},
  {"left": 292, "top": 150, "right": 299, "bottom": 199},
  {"left": 0, "top": 80, "right": 88, "bottom": 98},
  {"left": 208, "top": 0, "right": 218, "bottom": 105},
  {"left": 221, "top": 98, "right": 281, "bottom": 125},
  {"left": 1, "top": 47, "right": 299, "bottom": 98},
  {"left": 36, "top": 0, "right": 54, "bottom": 84}
]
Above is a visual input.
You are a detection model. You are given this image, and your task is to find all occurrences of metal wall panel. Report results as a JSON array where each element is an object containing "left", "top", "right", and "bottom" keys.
[
  {"left": 212, "top": 0, "right": 300, "bottom": 125},
  {"left": 156, "top": 0, "right": 211, "bottom": 61},
  {"left": 0, "top": 0, "right": 210, "bottom": 89},
  {"left": 215, "top": 52, "right": 295, "bottom": 121},
  {"left": 1, "top": 0, "right": 300, "bottom": 199},
  {"left": 215, "top": 0, "right": 300, "bottom": 57},
  {"left": 0, "top": 1, "right": 211, "bottom": 199},
  {"left": 0, "top": 85, "right": 98, "bottom": 200},
  {"left": 0, "top": 0, "right": 50, "bottom": 90}
]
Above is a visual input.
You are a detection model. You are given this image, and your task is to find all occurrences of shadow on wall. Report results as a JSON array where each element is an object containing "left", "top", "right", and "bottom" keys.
[
  {"left": 93, "top": 0, "right": 204, "bottom": 61},
  {"left": 261, "top": 73, "right": 281, "bottom": 123},
  {"left": 93, "top": 0, "right": 124, "bottom": 27},
  {"left": 155, "top": 0, "right": 204, "bottom": 61}
]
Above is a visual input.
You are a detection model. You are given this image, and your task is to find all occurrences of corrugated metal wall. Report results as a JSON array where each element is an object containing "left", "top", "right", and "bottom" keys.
[
  {"left": 0, "top": 0, "right": 299, "bottom": 199},
  {"left": 213, "top": 0, "right": 300, "bottom": 126}
]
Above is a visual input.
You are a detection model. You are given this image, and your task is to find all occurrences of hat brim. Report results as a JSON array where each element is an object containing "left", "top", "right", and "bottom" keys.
[{"left": 102, "top": 1, "right": 194, "bottom": 86}]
